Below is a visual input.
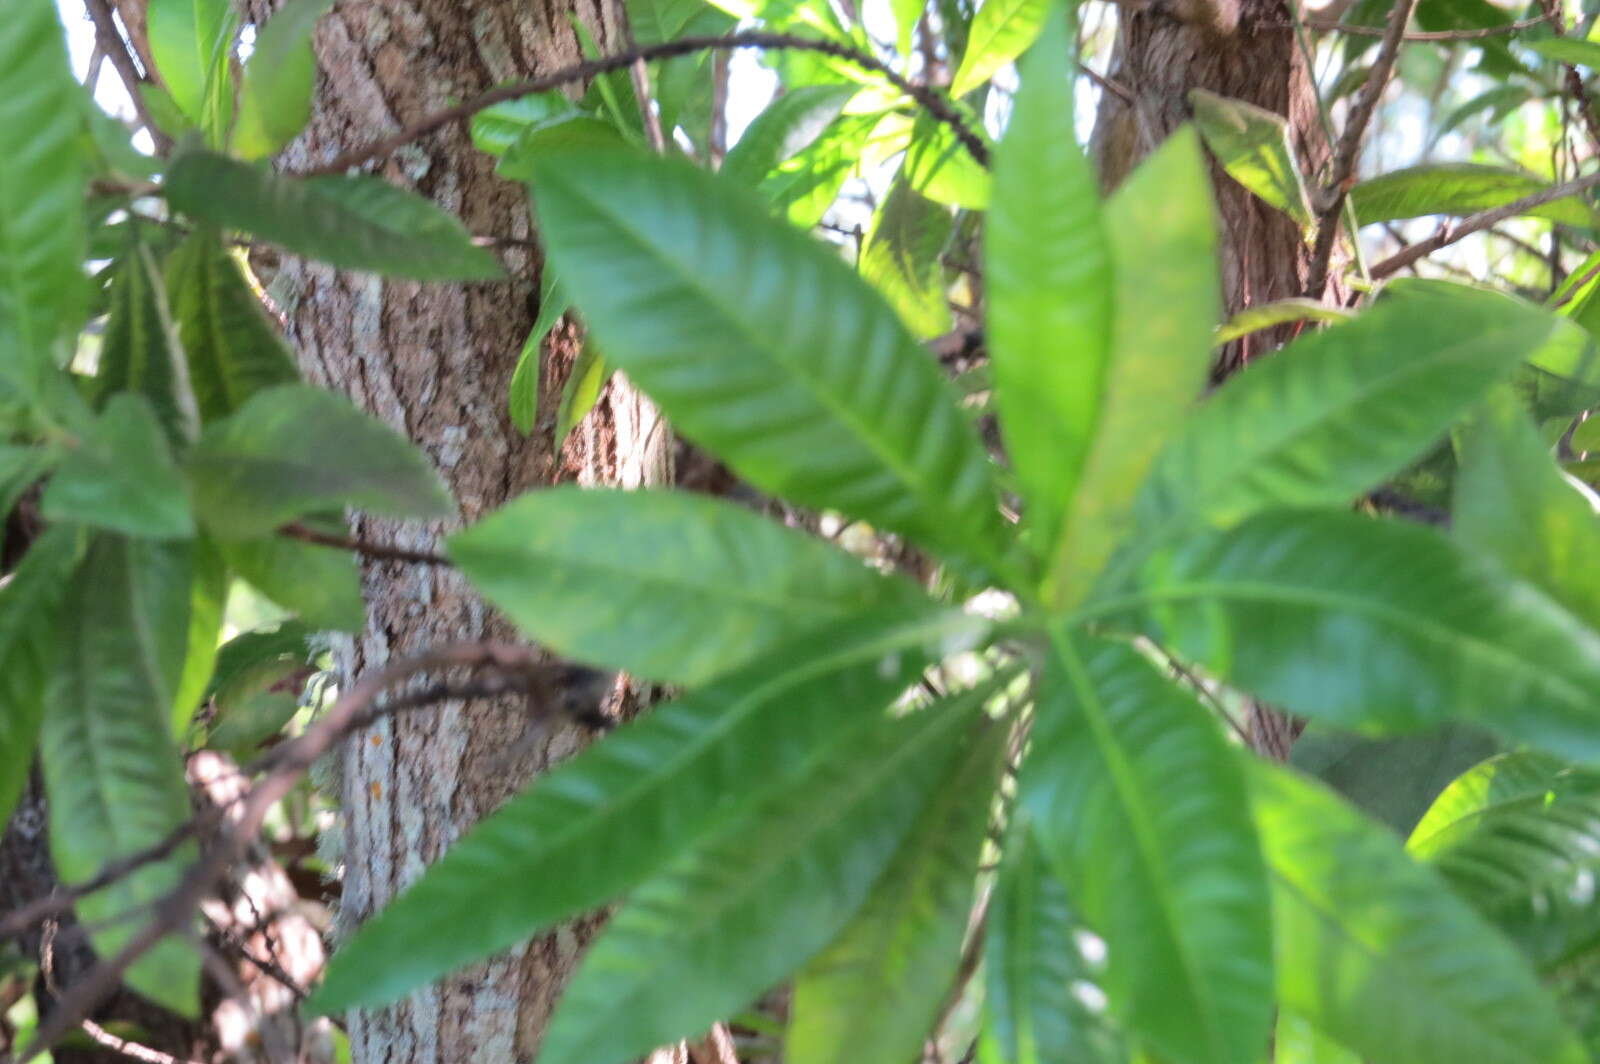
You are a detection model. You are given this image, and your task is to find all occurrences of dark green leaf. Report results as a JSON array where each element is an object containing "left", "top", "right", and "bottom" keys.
[
  {"left": 0, "top": 526, "right": 85, "bottom": 828},
  {"left": 1351, "top": 163, "right": 1594, "bottom": 228},
  {"left": 979, "top": 827, "right": 1126, "bottom": 1064},
  {"left": 188, "top": 384, "right": 453, "bottom": 539},
  {"left": 536, "top": 681, "right": 992, "bottom": 1064},
  {"left": 1252, "top": 762, "right": 1585, "bottom": 1064},
  {"left": 951, "top": 0, "right": 1052, "bottom": 96},
  {"left": 0, "top": 446, "right": 61, "bottom": 520},
  {"left": 1189, "top": 89, "right": 1314, "bottom": 229},
  {"left": 788, "top": 706, "right": 1008, "bottom": 1064},
  {"left": 165, "top": 152, "right": 504, "bottom": 280},
  {"left": 208, "top": 690, "right": 300, "bottom": 759},
  {"left": 220, "top": 532, "right": 366, "bottom": 632},
  {"left": 987, "top": 16, "right": 1113, "bottom": 574},
  {"left": 311, "top": 609, "right": 988, "bottom": 1015},
  {"left": 0, "top": 0, "right": 88, "bottom": 389},
  {"left": 859, "top": 179, "right": 953, "bottom": 337},
  {"left": 1023, "top": 633, "right": 1271, "bottom": 1064},
  {"left": 1122, "top": 508, "right": 1600, "bottom": 762},
  {"left": 42, "top": 395, "right": 194, "bottom": 539},
  {"left": 40, "top": 535, "right": 199, "bottom": 1016},
  {"left": 1044, "top": 129, "right": 1219, "bottom": 606},
  {"left": 722, "top": 85, "right": 857, "bottom": 187},
  {"left": 205, "top": 621, "right": 315, "bottom": 702},
  {"left": 232, "top": 0, "right": 336, "bottom": 159},
  {"left": 450, "top": 486, "right": 932, "bottom": 684},
  {"left": 165, "top": 229, "right": 301, "bottom": 424},
  {"left": 92, "top": 237, "right": 196, "bottom": 444},
  {"left": 147, "top": 0, "right": 236, "bottom": 126},
  {"left": 529, "top": 146, "right": 1010, "bottom": 576}
]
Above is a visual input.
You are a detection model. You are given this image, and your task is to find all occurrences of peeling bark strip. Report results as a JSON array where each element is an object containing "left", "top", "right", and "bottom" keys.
[{"left": 240, "top": 0, "right": 665, "bottom": 1059}]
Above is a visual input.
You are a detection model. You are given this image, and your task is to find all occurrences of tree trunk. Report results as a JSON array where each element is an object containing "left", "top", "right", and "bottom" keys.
[
  {"left": 1092, "top": 0, "right": 1335, "bottom": 757},
  {"left": 242, "top": 1, "right": 670, "bottom": 1059}
]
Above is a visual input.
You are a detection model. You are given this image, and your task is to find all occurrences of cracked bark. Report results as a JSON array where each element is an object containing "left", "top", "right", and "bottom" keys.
[{"left": 239, "top": 0, "right": 670, "bottom": 1059}]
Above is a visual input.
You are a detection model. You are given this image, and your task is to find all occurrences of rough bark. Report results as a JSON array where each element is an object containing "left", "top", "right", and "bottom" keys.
[
  {"left": 239, "top": 1, "right": 670, "bottom": 1060},
  {"left": 1091, "top": 0, "right": 1334, "bottom": 756}
]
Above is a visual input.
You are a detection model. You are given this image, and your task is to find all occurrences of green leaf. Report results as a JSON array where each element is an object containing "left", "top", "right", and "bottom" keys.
[
  {"left": 1023, "top": 633, "right": 1271, "bottom": 1064},
  {"left": 788, "top": 705, "right": 1008, "bottom": 1064},
  {"left": 859, "top": 179, "right": 953, "bottom": 337},
  {"left": 188, "top": 384, "right": 453, "bottom": 539},
  {"left": 219, "top": 531, "right": 366, "bottom": 632},
  {"left": 206, "top": 621, "right": 314, "bottom": 702},
  {"left": 310, "top": 609, "right": 988, "bottom": 1015},
  {"left": 529, "top": 146, "right": 1009, "bottom": 576},
  {"left": 1351, "top": 163, "right": 1595, "bottom": 228},
  {"left": 1214, "top": 298, "right": 1353, "bottom": 345},
  {"left": 93, "top": 238, "right": 197, "bottom": 444},
  {"left": 147, "top": 0, "right": 236, "bottom": 126},
  {"left": 39, "top": 535, "right": 200, "bottom": 1016},
  {"left": 42, "top": 395, "right": 194, "bottom": 539},
  {"left": 536, "top": 681, "right": 992, "bottom": 1064},
  {"left": 450, "top": 487, "right": 931, "bottom": 684},
  {"left": 231, "top": 0, "right": 336, "bottom": 159},
  {"left": 165, "top": 152, "right": 505, "bottom": 281},
  {"left": 470, "top": 93, "right": 578, "bottom": 157},
  {"left": 987, "top": 16, "right": 1113, "bottom": 573},
  {"left": 1136, "top": 282, "right": 1562, "bottom": 538},
  {"left": 0, "top": 446, "right": 61, "bottom": 520},
  {"left": 1122, "top": 508, "right": 1600, "bottom": 762},
  {"left": 165, "top": 229, "right": 301, "bottom": 424},
  {"left": 1409, "top": 752, "right": 1600, "bottom": 971},
  {"left": 1045, "top": 128, "right": 1219, "bottom": 607},
  {"left": 171, "top": 536, "right": 227, "bottom": 735},
  {"left": 208, "top": 690, "right": 300, "bottom": 759},
  {"left": 721, "top": 89, "right": 859, "bottom": 191},
  {"left": 628, "top": 0, "right": 714, "bottom": 44},
  {"left": 1189, "top": 89, "right": 1314, "bottom": 230},
  {"left": 509, "top": 268, "right": 568, "bottom": 435},
  {"left": 496, "top": 115, "right": 629, "bottom": 181},
  {"left": 554, "top": 339, "right": 608, "bottom": 447},
  {"left": 1290, "top": 723, "right": 1499, "bottom": 837},
  {"left": 903, "top": 114, "right": 992, "bottom": 210},
  {"left": 0, "top": 0, "right": 88, "bottom": 388},
  {"left": 0, "top": 526, "right": 85, "bottom": 828},
  {"left": 951, "top": 0, "right": 1052, "bottom": 97},
  {"left": 1453, "top": 392, "right": 1600, "bottom": 628},
  {"left": 979, "top": 827, "right": 1127, "bottom": 1064},
  {"left": 1527, "top": 37, "right": 1600, "bottom": 69},
  {"left": 1274, "top": 1012, "right": 1361, "bottom": 1064},
  {"left": 1252, "top": 762, "right": 1586, "bottom": 1064}
]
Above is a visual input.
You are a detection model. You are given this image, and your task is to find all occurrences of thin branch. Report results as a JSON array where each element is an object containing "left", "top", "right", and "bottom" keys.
[
  {"left": 1295, "top": 12, "right": 1551, "bottom": 39},
  {"left": 1534, "top": 0, "right": 1600, "bottom": 150},
  {"left": 1306, "top": 0, "right": 1423, "bottom": 297},
  {"left": 279, "top": 522, "right": 452, "bottom": 567},
  {"left": 1369, "top": 170, "right": 1600, "bottom": 278},
  {"left": 83, "top": 0, "right": 173, "bottom": 154},
  {"left": 294, "top": 31, "right": 988, "bottom": 178}
]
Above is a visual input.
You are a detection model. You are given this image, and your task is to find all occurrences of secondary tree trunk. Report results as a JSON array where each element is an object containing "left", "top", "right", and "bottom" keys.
[
  {"left": 242, "top": 1, "right": 670, "bottom": 1059},
  {"left": 1092, "top": 0, "right": 1335, "bottom": 756}
]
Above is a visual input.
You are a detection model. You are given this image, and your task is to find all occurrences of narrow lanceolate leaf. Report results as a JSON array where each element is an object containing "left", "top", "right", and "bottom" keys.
[
  {"left": 220, "top": 531, "right": 366, "bottom": 632},
  {"left": 147, "top": 0, "right": 235, "bottom": 125},
  {"left": 165, "top": 230, "right": 300, "bottom": 424},
  {"left": 171, "top": 536, "right": 227, "bottom": 735},
  {"left": 1046, "top": 129, "right": 1219, "bottom": 607},
  {"left": 905, "top": 115, "right": 992, "bottom": 211},
  {"left": 310, "top": 610, "right": 990, "bottom": 1015},
  {"left": 94, "top": 240, "right": 197, "bottom": 444},
  {"left": 1252, "top": 762, "right": 1587, "bottom": 1064},
  {"left": 40, "top": 535, "right": 200, "bottom": 1016},
  {"left": 986, "top": 15, "right": 1112, "bottom": 568},
  {"left": 1351, "top": 163, "right": 1595, "bottom": 228},
  {"left": 1527, "top": 36, "right": 1600, "bottom": 69},
  {"left": 0, "top": 526, "right": 85, "bottom": 828},
  {"left": 1453, "top": 392, "right": 1600, "bottom": 628},
  {"left": 950, "top": 0, "right": 1052, "bottom": 97},
  {"left": 1409, "top": 752, "right": 1600, "bottom": 971},
  {"left": 979, "top": 828, "right": 1126, "bottom": 1064},
  {"left": 537, "top": 682, "right": 992, "bottom": 1064},
  {"left": 1125, "top": 508, "right": 1600, "bottom": 763},
  {"left": 0, "top": 0, "right": 86, "bottom": 386},
  {"left": 1189, "top": 89, "right": 1314, "bottom": 230},
  {"left": 1214, "top": 298, "right": 1352, "bottom": 345},
  {"left": 720, "top": 83, "right": 858, "bottom": 186},
  {"left": 1137, "top": 281, "right": 1563, "bottom": 537},
  {"left": 42, "top": 395, "right": 195, "bottom": 539},
  {"left": 788, "top": 708, "right": 1009, "bottom": 1064},
  {"left": 1022, "top": 633, "right": 1271, "bottom": 1064},
  {"left": 859, "top": 179, "right": 953, "bottom": 338},
  {"left": 188, "top": 384, "right": 453, "bottom": 539},
  {"left": 449, "top": 487, "right": 931, "bottom": 686},
  {"left": 165, "top": 152, "right": 504, "bottom": 280},
  {"left": 529, "top": 147, "right": 1010, "bottom": 576},
  {"left": 231, "top": 0, "right": 336, "bottom": 159}
]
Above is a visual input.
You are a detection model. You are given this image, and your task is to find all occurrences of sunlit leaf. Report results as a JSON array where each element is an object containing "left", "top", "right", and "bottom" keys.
[
  {"left": 1214, "top": 298, "right": 1352, "bottom": 345},
  {"left": 859, "top": 178, "right": 953, "bottom": 337},
  {"left": 951, "top": 0, "right": 1052, "bottom": 97},
  {"left": 722, "top": 84, "right": 858, "bottom": 186},
  {"left": 1527, "top": 37, "right": 1600, "bottom": 69},
  {"left": 171, "top": 536, "right": 227, "bottom": 735},
  {"left": 1189, "top": 89, "right": 1314, "bottom": 230},
  {"left": 232, "top": 0, "right": 335, "bottom": 159},
  {"left": 1290, "top": 723, "right": 1498, "bottom": 836},
  {"left": 1351, "top": 163, "right": 1594, "bottom": 228},
  {"left": 148, "top": 0, "right": 236, "bottom": 127},
  {"left": 553, "top": 339, "right": 607, "bottom": 446}
]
